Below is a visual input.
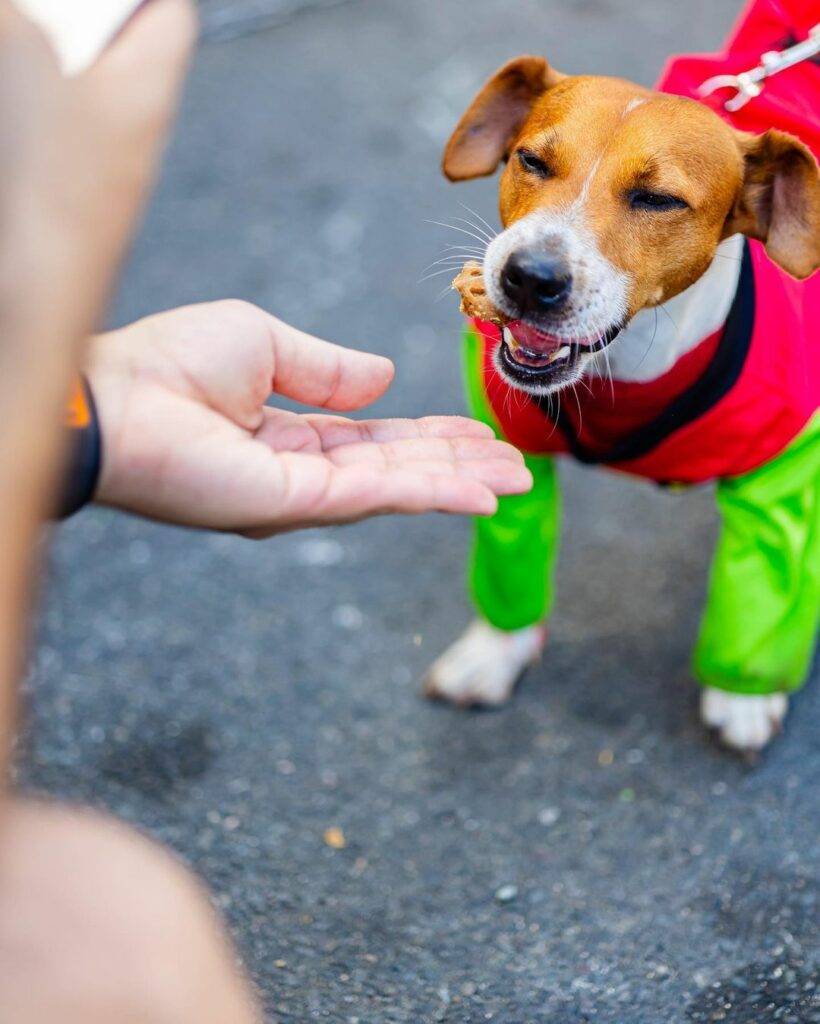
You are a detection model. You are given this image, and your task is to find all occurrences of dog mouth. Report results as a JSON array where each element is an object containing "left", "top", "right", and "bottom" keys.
[{"left": 499, "top": 320, "right": 621, "bottom": 387}]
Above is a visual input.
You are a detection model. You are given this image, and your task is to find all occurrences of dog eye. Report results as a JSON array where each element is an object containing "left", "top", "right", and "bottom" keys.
[
  {"left": 628, "top": 188, "right": 688, "bottom": 211},
  {"left": 517, "top": 150, "right": 552, "bottom": 177}
]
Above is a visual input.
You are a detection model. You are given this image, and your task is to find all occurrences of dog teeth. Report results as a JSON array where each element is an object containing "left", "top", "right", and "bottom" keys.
[{"left": 502, "top": 327, "right": 571, "bottom": 366}]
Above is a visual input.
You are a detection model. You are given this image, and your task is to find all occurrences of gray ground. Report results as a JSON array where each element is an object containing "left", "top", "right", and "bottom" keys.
[{"left": 17, "top": 1, "right": 819, "bottom": 1021}]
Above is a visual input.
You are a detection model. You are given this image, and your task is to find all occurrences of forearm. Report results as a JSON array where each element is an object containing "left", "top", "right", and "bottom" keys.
[
  {"left": 0, "top": 317, "right": 78, "bottom": 781},
  {"left": 0, "top": 188, "right": 123, "bottom": 756}
]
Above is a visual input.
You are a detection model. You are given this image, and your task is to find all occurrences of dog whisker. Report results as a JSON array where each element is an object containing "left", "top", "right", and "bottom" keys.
[
  {"left": 435, "top": 250, "right": 484, "bottom": 261},
  {"left": 418, "top": 269, "right": 468, "bottom": 285},
  {"left": 420, "top": 255, "right": 479, "bottom": 274},
  {"left": 577, "top": 374, "right": 594, "bottom": 397},
  {"left": 570, "top": 379, "right": 584, "bottom": 437},
  {"left": 545, "top": 392, "right": 561, "bottom": 441},
  {"left": 424, "top": 219, "right": 494, "bottom": 248},
  {"left": 456, "top": 200, "right": 499, "bottom": 241},
  {"left": 449, "top": 214, "right": 496, "bottom": 245},
  {"left": 632, "top": 307, "right": 659, "bottom": 374},
  {"left": 441, "top": 244, "right": 486, "bottom": 255},
  {"left": 601, "top": 332, "right": 615, "bottom": 404},
  {"left": 658, "top": 302, "right": 679, "bottom": 334}
]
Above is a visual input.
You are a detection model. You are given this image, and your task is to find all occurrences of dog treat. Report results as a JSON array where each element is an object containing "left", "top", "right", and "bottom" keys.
[{"left": 452, "top": 261, "right": 510, "bottom": 325}]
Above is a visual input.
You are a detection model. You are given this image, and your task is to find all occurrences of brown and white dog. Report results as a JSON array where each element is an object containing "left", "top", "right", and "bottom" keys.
[{"left": 424, "top": 53, "right": 820, "bottom": 752}]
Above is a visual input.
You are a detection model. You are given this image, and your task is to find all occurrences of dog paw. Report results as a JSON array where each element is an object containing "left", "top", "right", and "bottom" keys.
[
  {"left": 700, "top": 688, "right": 788, "bottom": 753},
  {"left": 423, "top": 619, "right": 545, "bottom": 708}
]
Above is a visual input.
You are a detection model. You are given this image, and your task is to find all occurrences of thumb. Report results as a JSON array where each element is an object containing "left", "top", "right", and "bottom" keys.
[{"left": 266, "top": 314, "right": 395, "bottom": 411}]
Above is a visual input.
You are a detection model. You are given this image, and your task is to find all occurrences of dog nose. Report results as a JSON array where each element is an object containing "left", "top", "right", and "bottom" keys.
[{"left": 501, "top": 251, "right": 572, "bottom": 314}]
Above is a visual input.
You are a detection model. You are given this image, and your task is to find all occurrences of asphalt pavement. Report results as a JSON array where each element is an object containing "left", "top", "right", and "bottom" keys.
[{"left": 17, "top": 1, "right": 819, "bottom": 1021}]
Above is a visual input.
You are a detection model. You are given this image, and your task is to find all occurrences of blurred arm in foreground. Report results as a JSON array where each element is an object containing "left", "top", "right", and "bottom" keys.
[
  {"left": 0, "top": 0, "right": 195, "bottom": 752},
  {"left": 0, "top": 3, "right": 261, "bottom": 1022}
]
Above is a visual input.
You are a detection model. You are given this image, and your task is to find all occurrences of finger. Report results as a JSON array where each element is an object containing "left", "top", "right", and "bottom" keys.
[
  {"left": 254, "top": 409, "right": 506, "bottom": 457},
  {"left": 299, "top": 413, "right": 498, "bottom": 448},
  {"left": 325, "top": 436, "right": 526, "bottom": 469},
  {"left": 264, "top": 315, "right": 395, "bottom": 411},
  {"left": 273, "top": 456, "right": 501, "bottom": 524},
  {"left": 67, "top": 0, "right": 196, "bottom": 291},
  {"left": 76, "top": 0, "right": 196, "bottom": 173},
  {"left": 344, "top": 456, "right": 532, "bottom": 496},
  {"left": 85, "top": 0, "right": 197, "bottom": 79},
  {"left": 350, "top": 469, "right": 501, "bottom": 518},
  {"left": 0, "top": 0, "right": 46, "bottom": 37},
  {"left": 459, "top": 460, "right": 534, "bottom": 495},
  {"left": 0, "top": 0, "right": 59, "bottom": 77}
]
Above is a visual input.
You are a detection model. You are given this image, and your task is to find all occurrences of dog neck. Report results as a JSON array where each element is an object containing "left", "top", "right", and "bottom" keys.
[{"left": 592, "top": 233, "right": 744, "bottom": 383}]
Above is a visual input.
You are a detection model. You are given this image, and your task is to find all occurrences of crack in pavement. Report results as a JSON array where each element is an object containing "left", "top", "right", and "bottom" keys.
[{"left": 199, "top": 0, "right": 358, "bottom": 41}]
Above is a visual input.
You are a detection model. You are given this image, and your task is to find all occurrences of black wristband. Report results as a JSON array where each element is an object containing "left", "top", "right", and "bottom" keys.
[{"left": 57, "top": 376, "right": 102, "bottom": 519}]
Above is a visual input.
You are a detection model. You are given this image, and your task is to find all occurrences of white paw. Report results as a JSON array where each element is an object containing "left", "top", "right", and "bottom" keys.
[
  {"left": 423, "top": 619, "right": 545, "bottom": 708},
  {"left": 700, "top": 688, "right": 788, "bottom": 752}
]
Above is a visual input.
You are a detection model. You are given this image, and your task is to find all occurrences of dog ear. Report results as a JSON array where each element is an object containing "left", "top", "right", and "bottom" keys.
[
  {"left": 442, "top": 56, "right": 564, "bottom": 182},
  {"left": 726, "top": 129, "right": 820, "bottom": 280}
]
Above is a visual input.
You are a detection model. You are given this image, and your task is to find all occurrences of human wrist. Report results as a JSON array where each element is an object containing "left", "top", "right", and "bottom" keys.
[
  {"left": 82, "top": 336, "right": 132, "bottom": 511},
  {"left": 57, "top": 375, "right": 102, "bottom": 518}
]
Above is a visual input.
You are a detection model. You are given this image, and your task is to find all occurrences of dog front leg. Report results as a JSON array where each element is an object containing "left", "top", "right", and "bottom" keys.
[
  {"left": 424, "top": 326, "right": 561, "bottom": 708},
  {"left": 425, "top": 447, "right": 560, "bottom": 708},
  {"left": 424, "top": 619, "right": 547, "bottom": 707}
]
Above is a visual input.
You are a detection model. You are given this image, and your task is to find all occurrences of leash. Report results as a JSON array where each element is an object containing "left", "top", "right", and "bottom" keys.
[{"left": 698, "top": 23, "right": 820, "bottom": 111}]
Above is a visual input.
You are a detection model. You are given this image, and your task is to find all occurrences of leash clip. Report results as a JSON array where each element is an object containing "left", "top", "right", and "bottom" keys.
[{"left": 698, "top": 23, "right": 820, "bottom": 112}]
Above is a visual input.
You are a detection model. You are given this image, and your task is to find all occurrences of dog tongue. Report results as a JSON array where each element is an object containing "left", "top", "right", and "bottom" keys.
[{"left": 506, "top": 320, "right": 563, "bottom": 354}]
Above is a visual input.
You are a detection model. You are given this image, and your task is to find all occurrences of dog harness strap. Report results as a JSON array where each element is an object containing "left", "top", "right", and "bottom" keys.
[
  {"left": 698, "top": 23, "right": 820, "bottom": 112},
  {"left": 659, "top": 0, "right": 820, "bottom": 161},
  {"left": 538, "top": 241, "right": 755, "bottom": 470},
  {"left": 58, "top": 375, "right": 102, "bottom": 518}
]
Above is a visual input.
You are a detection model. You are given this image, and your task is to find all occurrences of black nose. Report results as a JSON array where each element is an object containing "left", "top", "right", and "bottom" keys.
[{"left": 501, "top": 251, "right": 572, "bottom": 314}]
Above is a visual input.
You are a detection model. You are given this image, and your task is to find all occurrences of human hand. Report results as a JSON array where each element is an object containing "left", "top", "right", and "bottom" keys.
[{"left": 87, "top": 301, "right": 532, "bottom": 533}]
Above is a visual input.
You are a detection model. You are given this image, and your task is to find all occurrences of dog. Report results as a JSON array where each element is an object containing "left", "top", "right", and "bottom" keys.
[{"left": 424, "top": 0, "right": 820, "bottom": 753}]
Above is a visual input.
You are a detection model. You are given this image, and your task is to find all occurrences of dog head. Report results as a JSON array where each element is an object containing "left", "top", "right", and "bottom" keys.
[{"left": 443, "top": 56, "right": 820, "bottom": 394}]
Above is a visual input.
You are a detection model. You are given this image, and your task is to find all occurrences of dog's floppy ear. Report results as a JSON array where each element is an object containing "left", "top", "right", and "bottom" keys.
[
  {"left": 726, "top": 129, "right": 820, "bottom": 280},
  {"left": 442, "top": 56, "right": 564, "bottom": 182}
]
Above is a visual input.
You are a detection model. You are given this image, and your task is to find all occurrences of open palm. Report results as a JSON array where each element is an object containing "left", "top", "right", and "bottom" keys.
[{"left": 88, "top": 301, "right": 531, "bottom": 535}]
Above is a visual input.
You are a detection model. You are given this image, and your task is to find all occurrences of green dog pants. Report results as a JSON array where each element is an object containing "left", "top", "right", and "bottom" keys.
[{"left": 463, "top": 327, "right": 820, "bottom": 696}]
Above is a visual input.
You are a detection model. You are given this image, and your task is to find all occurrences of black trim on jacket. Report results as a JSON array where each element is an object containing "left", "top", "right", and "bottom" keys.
[{"left": 535, "top": 239, "right": 755, "bottom": 467}]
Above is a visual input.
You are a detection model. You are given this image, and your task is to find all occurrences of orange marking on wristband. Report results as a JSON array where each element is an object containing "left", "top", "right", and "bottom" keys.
[{"left": 66, "top": 379, "right": 90, "bottom": 428}]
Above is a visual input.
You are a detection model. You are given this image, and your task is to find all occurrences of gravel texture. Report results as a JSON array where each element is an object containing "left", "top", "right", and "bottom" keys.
[{"left": 17, "top": 1, "right": 819, "bottom": 1021}]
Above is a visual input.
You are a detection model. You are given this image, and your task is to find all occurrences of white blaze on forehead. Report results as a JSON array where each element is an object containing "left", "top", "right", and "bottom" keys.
[
  {"left": 575, "top": 156, "right": 602, "bottom": 208},
  {"left": 622, "top": 97, "right": 647, "bottom": 116}
]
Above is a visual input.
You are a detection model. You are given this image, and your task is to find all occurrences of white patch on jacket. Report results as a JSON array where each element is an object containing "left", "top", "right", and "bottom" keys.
[{"left": 595, "top": 233, "right": 744, "bottom": 382}]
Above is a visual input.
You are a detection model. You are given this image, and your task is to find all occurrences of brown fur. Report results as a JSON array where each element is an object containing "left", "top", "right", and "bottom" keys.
[{"left": 443, "top": 57, "right": 820, "bottom": 317}]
